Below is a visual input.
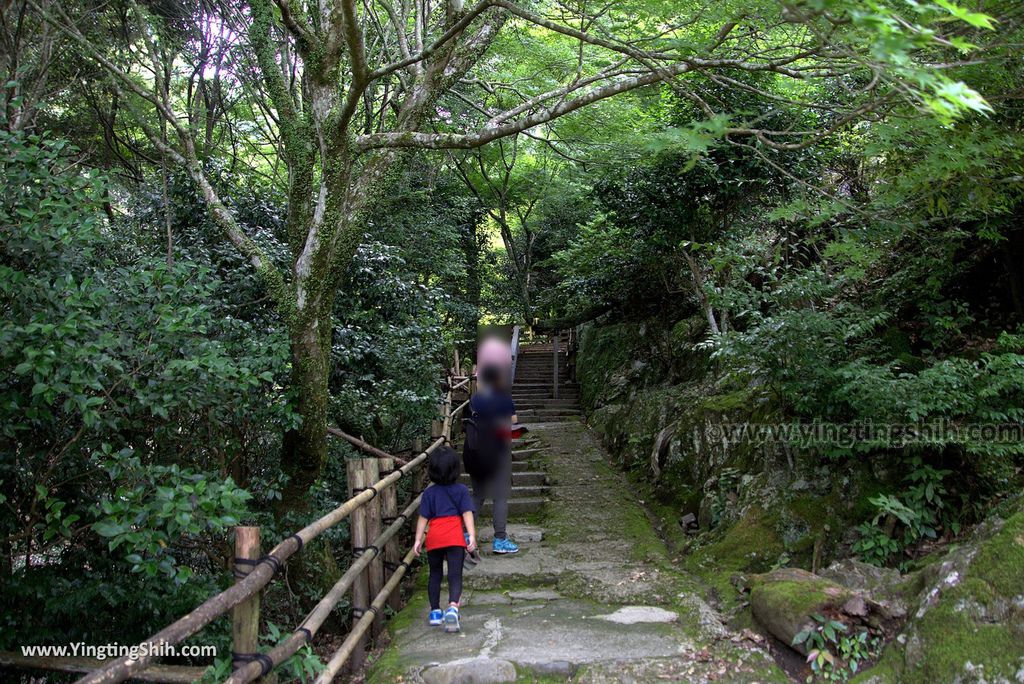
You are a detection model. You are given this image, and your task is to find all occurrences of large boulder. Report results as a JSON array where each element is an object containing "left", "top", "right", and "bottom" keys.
[
  {"left": 748, "top": 568, "right": 901, "bottom": 654},
  {"left": 854, "top": 500, "right": 1024, "bottom": 683}
]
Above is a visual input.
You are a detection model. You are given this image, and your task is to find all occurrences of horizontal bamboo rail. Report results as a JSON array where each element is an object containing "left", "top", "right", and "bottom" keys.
[
  {"left": 224, "top": 495, "right": 423, "bottom": 684},
  {"left": 314, "top": 547, "right": 419, "bottom": 684},
  {"left": 452, "top": 398, "right": 470, "bottom": 420},
  {"left": 0, "top": 652, "right": 205, "bottom": 683},
  {"left": 78, "top": 437, "right": 444, "bottom": 684},
  {"left": 327, "top": 426, "right": 408, "bottom": 465}
]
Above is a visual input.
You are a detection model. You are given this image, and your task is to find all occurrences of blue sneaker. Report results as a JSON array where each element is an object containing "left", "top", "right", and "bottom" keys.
[
  {"left": 492, "top": 537, "right": 519, "bottom": 554},
  {"left": 443, "top": 606, "right": 461, "bottom": 633},
  {"left": 428, "top": 609, "right": 443, "bottom": 625}
]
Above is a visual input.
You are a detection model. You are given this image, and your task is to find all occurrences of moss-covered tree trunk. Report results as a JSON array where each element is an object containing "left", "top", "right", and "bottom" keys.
[
  {"left": 280, "top": 306, "right": 333, "bottom": 514},
  {"left": 461, "top": 210, "right": 483, "bottom": 349}
]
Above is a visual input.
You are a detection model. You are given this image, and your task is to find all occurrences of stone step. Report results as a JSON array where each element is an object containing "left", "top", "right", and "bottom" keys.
[
  {"left": 520, "top": 414, "right": 581, "bottom": 423},
  {"left": 512, "top": 387, "right": 579, "bottom": 393},
  {"left": 511, "top": 446, "right": 547, "bottom": 457},
  {"left": 455, "top": 482, "right": 548, "bottom": 498},
  {"left": 518, "top": 408, "right": 581, "bottom": 417},
  {"left": 518, "top": 413, "right": 581, "bottom": 422},
  {"left": 514, "top": 398, "right": 581, "bottom": 405},
  {"left": 512, "top": 391, "right": 579, "bottom": 397},
  {"left": 510, "top": 460, "right": 542, "bottom": 472},
  {"left": 459, "top": 471, "right": 547, "bottom": 487},
  {"left": 515, "top": 376, "right": 568, "bottom": 383},
  {"left": 514, "top": 402, "right": 582, "bottom": 410},
  {"left": 510, "top": 471, "right": 547, "bottom": 486},
  {"left": 479, "top": 497, "right": 545, "bottom": 516},
  {"left": 508, "top": 485, "right": 547, "bottom": 498},
  {"left": 515, "top": 377, "right": 568, "bottom": 382}
]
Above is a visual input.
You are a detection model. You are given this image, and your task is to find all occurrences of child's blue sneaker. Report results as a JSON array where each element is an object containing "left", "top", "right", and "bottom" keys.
[
  {"left": 492, "top": 537, "right": 519, "bottom": 554},
  {"left": 428, "top": 609, "right": 444, "bottom": 625},
  {"left": 443, "top": 606, "right": 460, "bottom": 633}
]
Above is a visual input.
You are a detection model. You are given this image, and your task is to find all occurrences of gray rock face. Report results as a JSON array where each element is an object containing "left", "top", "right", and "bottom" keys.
[
  {"left": 860, "top": 502, "right": 1024, "bottom": 683},
  {"left": 420, "top": 658, "right": 517, "bottom": 684},
  {"left": 528, "top": 660, "right": 575, "bottom": 677},
  {"left": 821, "top": 558, "right": 903, "bottom": 595}
]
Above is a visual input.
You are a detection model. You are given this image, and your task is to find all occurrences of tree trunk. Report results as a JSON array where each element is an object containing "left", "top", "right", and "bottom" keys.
[
  {"left": 518, "top": 276, "right": 532, "bottom": 323},
  {"left": 682, "top": 249, "right": 720, "bottom": 335},
  {"left": 279, "top": 311, "right": 332, "bottom": 516},
  {"left": 460, "top": 210, "right": 483, "bottom": 350},
  {"left": 1000, "top": 243, "right": 1024, "bottom": 319}
]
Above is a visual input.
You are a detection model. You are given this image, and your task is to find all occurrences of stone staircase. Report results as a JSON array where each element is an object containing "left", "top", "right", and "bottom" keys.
[
  {"left": 511, "top": 336, "right": 582, "bottom": 424},
  {"left": 458, "top": 438, "right": 549, "bottom": 517},
  {"left": 455, "top": 336, "right": 581, "bottom": 519}
]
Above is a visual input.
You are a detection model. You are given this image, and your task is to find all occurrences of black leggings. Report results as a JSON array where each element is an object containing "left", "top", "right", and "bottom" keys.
[{"left": 426, "top": 546, "right": 465, "bottom": 610}]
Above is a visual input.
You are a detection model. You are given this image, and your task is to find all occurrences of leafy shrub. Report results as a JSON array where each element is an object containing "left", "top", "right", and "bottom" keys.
[{"left": 0, "top": 129, "right": 291, "bottom": 646}]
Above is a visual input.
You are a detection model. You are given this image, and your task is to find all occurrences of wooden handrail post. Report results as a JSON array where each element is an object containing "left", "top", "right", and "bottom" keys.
[
  {"left": 552, "top": 330, "right": 559, "bottom": 399},
  {"left": 346, "top": 461, "right": 370, "bottom": 672},
  {"left": 362, "top": 459, "right": 384, "bottom": 637},
  {"left": 232, "top": 527, "right": 261, "bottom": 674},
  {"left": 379, "top": 457, "right": 401, "bottom": 613},
  {"left": 431, "top": 401, "right": 444, "bottom": 441},
  {"left": 412, "top": 437, "right": 427, "bottom": 497}
]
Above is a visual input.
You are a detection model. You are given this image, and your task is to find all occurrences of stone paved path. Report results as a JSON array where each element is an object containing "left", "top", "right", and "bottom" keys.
[{"left": 366, "top": 421, "right": 787, "bottom": 683}]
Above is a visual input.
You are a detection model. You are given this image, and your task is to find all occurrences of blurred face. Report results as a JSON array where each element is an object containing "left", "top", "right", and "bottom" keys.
[
  {"left": 477, "top": 335, "right": 512, "bottom": 371},
  {"left": 480, "top": 364, "right": 506, "bottom": 390}
]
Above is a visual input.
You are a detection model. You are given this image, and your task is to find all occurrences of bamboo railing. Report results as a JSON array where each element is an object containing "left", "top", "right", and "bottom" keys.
[{"left": 14, "top": 375, "right": 472, "bottom": 684}]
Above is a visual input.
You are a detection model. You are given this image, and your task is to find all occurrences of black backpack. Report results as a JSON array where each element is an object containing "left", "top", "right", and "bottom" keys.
[{"left": 462, "top": 406, "right": 504, "bottom": 480}]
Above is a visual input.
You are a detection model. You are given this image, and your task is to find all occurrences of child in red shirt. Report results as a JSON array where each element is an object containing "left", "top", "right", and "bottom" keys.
[{"left": 413, "top": 446, "right": 476, "bottom": 633}]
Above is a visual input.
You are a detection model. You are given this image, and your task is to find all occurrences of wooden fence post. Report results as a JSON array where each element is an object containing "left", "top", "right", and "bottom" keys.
[
  {"left": 431, "top": 401, "right": 444, "bottom": 442},
  {"left": 346, "top": 461, "right": 369, "bottom": 671},
  {"left": 362, "top": 458, "right": 384, "bottom": 637},
  {"left": 232, "top": 527, "right": 261, "bottom": 674},
  {"left": 379, "top": 456, "right": 401, "bottom": 613},
  {"left": 412, "top": 437, "right": 427, "bottom": 497}
]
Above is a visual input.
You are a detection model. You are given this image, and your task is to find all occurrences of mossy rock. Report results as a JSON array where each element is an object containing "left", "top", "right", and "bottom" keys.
[
  {"left": 684, "top": 506, "right": 785, "bottom": 608},
  {"left": 855, "top": 502, "right": 1024, "bottom": 683},
  {"left": 748, "top": 568, "right": 855, "bottom": 653},
  {"left": 575, "top": 321, "right": 664, "bottom": 411},
  {"left": 698, "top": 507, "right": 784, "bottom": 571}
]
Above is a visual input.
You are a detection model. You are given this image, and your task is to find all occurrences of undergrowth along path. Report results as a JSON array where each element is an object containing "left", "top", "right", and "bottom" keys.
[{"left": 366, "top": 420, "right": 787, "bottom": 683}]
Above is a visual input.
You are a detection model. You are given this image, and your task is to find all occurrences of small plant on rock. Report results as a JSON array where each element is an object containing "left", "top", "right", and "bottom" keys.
[
  {"left": 793, "top": 614, "right": 880, "bottom": 682},
  {"left": 853, "top": 457, "right": 958, "bottom": 568}
]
